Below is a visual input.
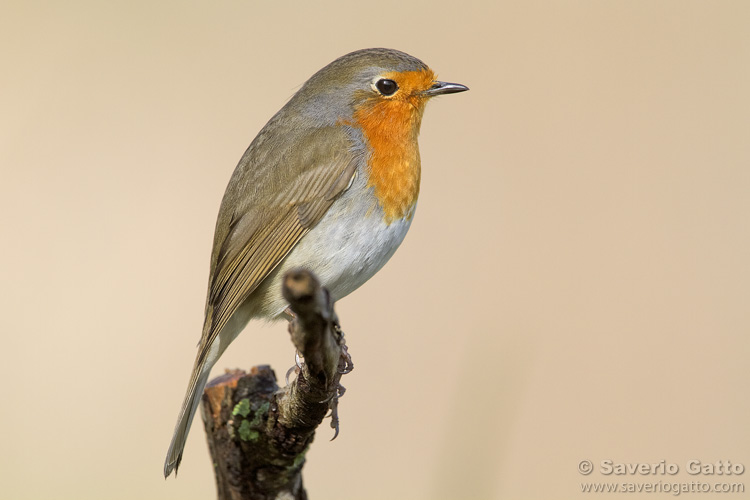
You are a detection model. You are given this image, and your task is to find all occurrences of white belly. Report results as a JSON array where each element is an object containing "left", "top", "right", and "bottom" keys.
[{"left": 248, "top": 170, "right": 416, "bottom": 318}]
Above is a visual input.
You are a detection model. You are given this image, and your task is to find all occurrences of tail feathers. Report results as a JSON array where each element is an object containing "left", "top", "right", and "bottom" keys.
[
  {"left": 164, "top": 361, "right": 213, "bottom": 478},
  {"left": 165, "top": 303, "right": 254, "bottom": 478}
]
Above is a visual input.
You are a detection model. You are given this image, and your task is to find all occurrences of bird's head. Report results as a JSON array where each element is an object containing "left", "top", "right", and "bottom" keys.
[
  {"left": 292, "top": 48, "right": 468, "bottom": 131},
  {"left": 287, "top": 48, "right": 468, "bottom": 223}
]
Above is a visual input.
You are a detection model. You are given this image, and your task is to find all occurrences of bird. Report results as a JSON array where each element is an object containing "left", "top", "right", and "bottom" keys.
[{"left": 164, "top": 47, "right": 468, "bottom": 477}]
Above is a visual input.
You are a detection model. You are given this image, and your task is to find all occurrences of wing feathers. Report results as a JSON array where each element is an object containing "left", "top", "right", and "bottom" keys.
[
  {"left": 195, "top": 126, "right": 361, "bottom": 362},
  {"left": 201, "top": 211, "right": 306, "bottom": 361}
]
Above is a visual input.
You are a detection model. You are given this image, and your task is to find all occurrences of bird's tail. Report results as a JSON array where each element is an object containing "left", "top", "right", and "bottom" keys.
[{"left": 163, "top": 343, "right": 218, "bottom": 478}]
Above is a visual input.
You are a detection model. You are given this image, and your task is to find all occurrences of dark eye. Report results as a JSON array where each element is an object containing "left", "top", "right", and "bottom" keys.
[{"left": 375, "top": 79, "right": 398, "bottom": 96}]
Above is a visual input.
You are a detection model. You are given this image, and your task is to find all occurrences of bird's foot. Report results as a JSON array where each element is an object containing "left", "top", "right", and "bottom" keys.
[
  {"left": 284, "top": 350, "right": 304, "bottom": 385},
  {"left": 333, "top": 322, "right": 353, "bottom": 374},
  {"left": 327, "top": 382, "right": 347, "bottom": 440},
  {"left": 326, "top": 328, "right": 352, "bottom": 439}
]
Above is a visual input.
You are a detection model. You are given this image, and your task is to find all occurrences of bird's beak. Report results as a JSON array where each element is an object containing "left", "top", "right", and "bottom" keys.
[{"left": 423, "top": 81, "right": 469, "bottom": 97}]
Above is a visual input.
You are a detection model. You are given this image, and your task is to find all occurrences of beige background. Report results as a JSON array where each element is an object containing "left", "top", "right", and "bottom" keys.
[{"left": 1, "top": 1, "right": 748, "bottom": 499}]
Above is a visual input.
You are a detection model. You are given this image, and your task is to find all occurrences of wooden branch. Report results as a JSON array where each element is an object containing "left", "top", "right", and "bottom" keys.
[{"left": 201, "top": 269, "right": 351, "bottom": 500}]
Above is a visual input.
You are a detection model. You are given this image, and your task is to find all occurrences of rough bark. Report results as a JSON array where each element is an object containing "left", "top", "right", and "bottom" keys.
[{"left": 201, "top": 269, "right": 351, "bottom": 500}]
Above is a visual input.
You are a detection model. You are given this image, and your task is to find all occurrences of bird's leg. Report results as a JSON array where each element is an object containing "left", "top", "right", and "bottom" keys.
[
  {"left": 333, "top": 322, "right": 353, "bottom": 374},
  {"left": 282, "top": 306, "right": 296, "bottom": 321},
  {"left": 325, "top": 323, "right": 354, "bottom": 440}
]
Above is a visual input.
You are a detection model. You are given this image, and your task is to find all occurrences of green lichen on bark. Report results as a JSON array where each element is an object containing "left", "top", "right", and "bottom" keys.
[
  {"left": 238, "top": 420, "right": 259, "bottom": 441},
  {"left": 250, "top": 402, "right": 270, "bottom": 428},
  {"left": 234, "top": 400, "right": 270, "bottom": 442},
  {"left": 232, "top": 399, "right": 251, "bottom": 417}
]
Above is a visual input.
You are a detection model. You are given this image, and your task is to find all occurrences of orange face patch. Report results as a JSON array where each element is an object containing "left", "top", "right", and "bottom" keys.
[{"left": 352, "top": 69, "right": 437, "bottom": 223}]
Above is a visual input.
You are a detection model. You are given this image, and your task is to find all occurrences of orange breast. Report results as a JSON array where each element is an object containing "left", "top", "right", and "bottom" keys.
[{"left": 352, "top": 70, "right": 434, "bottom": 223}]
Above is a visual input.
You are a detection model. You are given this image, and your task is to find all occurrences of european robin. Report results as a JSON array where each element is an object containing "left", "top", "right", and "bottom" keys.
[{"left": 164, "top": 48, "right": 468, "bottom": 477}]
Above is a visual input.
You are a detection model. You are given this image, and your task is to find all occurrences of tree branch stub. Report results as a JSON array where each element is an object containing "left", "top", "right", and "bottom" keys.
[{"left": 201, "top": 269, "right": 350, "bottom": 500}]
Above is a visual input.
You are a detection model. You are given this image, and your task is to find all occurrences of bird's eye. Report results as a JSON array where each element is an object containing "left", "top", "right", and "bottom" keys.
[{"left": 375, "top": 79, "right": 398, "bottom": 96}]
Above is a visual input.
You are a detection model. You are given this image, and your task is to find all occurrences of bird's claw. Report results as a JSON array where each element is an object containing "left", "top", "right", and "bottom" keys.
[
  {"left": 338, "top": 344, "right": 353, "bottom": 374},
  {"left": 324, "top": 379, "right": 348, "bottom": 440},
  {"left": 284, "top": 350, "right": 304, "bottom": 385},
  {"left": 326, "top": 330, "right": 351, "bottom": 440},
  {"left": 284, "top": 364, "right": 297, "bottom": 386}
]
